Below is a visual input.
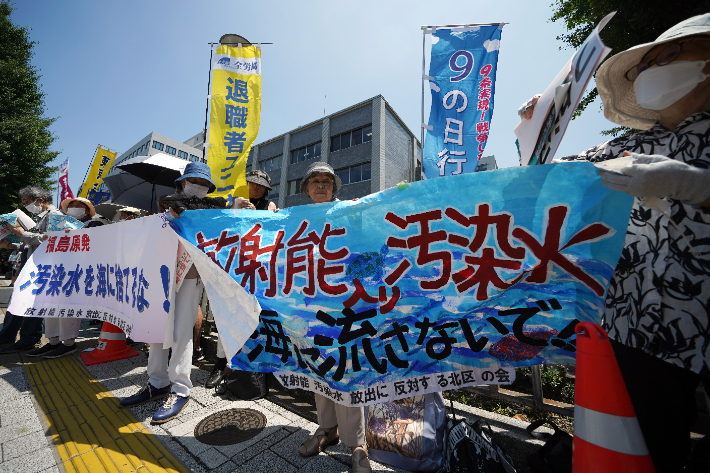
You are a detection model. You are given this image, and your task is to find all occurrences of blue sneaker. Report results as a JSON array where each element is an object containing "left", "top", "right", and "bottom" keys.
[
  {"left": 151, "top": 394, "right": 190, "bottom": 424},
  {"left": 120, "top": 383, "right": 170, "bottom": 408}
]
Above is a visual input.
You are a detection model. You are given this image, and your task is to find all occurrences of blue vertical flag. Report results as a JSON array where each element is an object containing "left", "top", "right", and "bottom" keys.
[{"left": 423, "top": 25, "right": 504, "bottom": 179}]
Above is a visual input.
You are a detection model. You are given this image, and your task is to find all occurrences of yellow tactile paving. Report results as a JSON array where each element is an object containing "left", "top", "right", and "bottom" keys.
[{"left": 25, "top": 357, "right": 190, "bottom": 473}]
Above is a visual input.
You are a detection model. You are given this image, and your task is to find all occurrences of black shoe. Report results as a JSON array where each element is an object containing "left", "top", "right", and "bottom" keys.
[
  {"left": 0, "top": 341, "right": 40, "bottom": 354},
  {"left": 43, "top": 343, "right": 77, "bottom": 359},
  {"left": 27, "top": 343, "right": 60, "bottom": 357},
  {"left": 205, "top": 365, "right": 226, "bottom": 389},
  {"left": 193, "top": 347, "right": 204, "bottom": 361}
]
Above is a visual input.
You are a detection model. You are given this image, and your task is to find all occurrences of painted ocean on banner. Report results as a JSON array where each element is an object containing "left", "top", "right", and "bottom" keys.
[
  {"left": 423, "top": 24, "right": 503, "bottom": 179},
  {"left": 171, "top": 163, "right": 633, "bottom": 398}
]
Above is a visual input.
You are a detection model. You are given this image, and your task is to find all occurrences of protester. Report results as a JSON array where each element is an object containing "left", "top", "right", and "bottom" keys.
[
  {"left": 60, "top": 197, "right": 105, "bottom": 228},
  {"left": 0, "top": 186, "right": 62, "bottom": 355},
  {"left": 293, "top": 162, "right": 371, "bottom": 473},
  {"left": 117, "top": 206, "right": 142, "bottom": 221},
  {"left": 120, "top": 162, "right": 227, "bottom": 424},
  {"left": 232, "top": 170, "right": 279, "bottom": 211},
  {"left": 203, "top": 170, "right": 281, "bottom": 388},
  {"left": 520, "top": 14, "right": 710, "bottom": 471}
]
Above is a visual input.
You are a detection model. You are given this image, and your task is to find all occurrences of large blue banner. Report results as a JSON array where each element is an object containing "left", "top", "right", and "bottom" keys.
[
  {"left": 171, "top": 163, "right": 633, "bottom": 405},
  {"left": 423, "top": 25, "right": 503, "bottom": 179}
]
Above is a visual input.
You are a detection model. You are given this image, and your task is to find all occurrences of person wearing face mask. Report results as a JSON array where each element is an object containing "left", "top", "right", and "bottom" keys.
[
  {"left": 519, "top": 14, "right": 710, "bottom": 472},
  {"left": 0, "top": 186, "right": 63, "bottom": 355},
  {"left": 60, "top": 197, "right": 105, "bottom": 228},
  {"left": 120, "top": 162, "right": 224, "bottom": 424}
]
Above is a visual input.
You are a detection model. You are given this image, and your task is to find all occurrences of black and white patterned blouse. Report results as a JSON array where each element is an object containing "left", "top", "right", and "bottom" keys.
[{"left": 562, "top": 111, "right": 710, "bottom": 377}]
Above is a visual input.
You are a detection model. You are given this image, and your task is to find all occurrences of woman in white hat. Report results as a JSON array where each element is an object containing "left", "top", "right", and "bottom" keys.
[{"left": 521, "top": 13, "right": 710, "bottom": 471}]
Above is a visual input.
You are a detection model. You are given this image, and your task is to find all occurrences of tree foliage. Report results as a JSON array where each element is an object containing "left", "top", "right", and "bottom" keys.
[
  {"left": 0, "top": 1, "right": 58, "bottom": 215},
  {"left": 550, "top": 0, "right": 710, "bottom": 135}
]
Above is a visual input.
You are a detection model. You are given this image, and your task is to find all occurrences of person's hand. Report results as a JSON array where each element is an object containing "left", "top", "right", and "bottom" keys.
[
  {"left": 7, "top": 224, "right": 24, "bottom": 237},
  {"left": 599, "top": 151, "right": 710, "bottom": 205},
  {"left": 41, "top": 234, "right": 49, "bottom": 241},
  {"left": 518, "top": 94, "right": 541, "bottom": 120},
  {"left": 233, "top": 198, "right": 255, "bottom": 210},
  {"left": 0, "top": 239, "right": 13, "bottom": 250},
  {"left": 170, "top": 208, "right": 180, "bottom": 219}
]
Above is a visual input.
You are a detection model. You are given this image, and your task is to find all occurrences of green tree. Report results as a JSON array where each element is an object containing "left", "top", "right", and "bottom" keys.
[
  {"left": 550, "top": 0, "right": 710, "bottom": 135},
  {"left": 0, "top": 1, "right": 58, "bottom": 215}
]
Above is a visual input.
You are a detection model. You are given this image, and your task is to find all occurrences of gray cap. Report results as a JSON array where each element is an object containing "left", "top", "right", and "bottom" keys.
[
  {"left": 596, "top": 13, "right": 710, "bottom": 130},
  {"left": 300, "top": 161, "right": 342, "bottom": 196}
]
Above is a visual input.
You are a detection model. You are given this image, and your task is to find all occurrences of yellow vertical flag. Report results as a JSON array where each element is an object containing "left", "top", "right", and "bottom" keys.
[
  {"left": 79, "top": 145, "right": 117, "bottom": 198},
  {"left": 208, "top": 44, "right": 262, "bottom": 205}
]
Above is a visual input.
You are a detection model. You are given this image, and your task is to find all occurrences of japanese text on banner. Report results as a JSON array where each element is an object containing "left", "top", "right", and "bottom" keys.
[
  {"left": 207, "top": 44, "right": 262, "bottom": 207},
  {"left": 171, "top": 163, "right": 634, "bottom": 398},
  {"left": 79, "top": 145, "right": 117, "bottom": 198},
  {"left": 423, "top": 25, "right": 504, "bottom": 179}
]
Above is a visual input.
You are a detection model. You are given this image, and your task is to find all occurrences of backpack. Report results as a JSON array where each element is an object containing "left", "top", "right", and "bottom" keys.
[{"left": 525, "top": 419, "right": 572, "bottom": 473}]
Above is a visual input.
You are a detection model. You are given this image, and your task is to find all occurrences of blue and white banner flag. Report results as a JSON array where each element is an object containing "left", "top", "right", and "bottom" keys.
[
  {"left": 171, "top": 163, "right": 633, "bottom": 406},
  {"left": 423, "top": 25, "right": 504, "bottom": 179}
]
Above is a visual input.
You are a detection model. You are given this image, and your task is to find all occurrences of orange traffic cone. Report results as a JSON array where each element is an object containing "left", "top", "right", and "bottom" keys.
[
  {"left": 80, "top": 322, "right": 140, "bottom": 366},
  {"left": 573, "top": 322, "right": 656, "bottom": 473}
]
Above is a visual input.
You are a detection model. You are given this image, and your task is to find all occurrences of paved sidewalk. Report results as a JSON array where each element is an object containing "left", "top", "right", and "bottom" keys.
[
  {"left": 0, "top": 320, "right": 410, "bottom": 473},
  {"left": 0, "top": 313, "right": 545, "bottom": 472}
]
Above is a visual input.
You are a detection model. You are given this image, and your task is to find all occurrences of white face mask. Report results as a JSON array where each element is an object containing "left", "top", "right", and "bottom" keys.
[
  {"left": 183, "top": 181, "right": 209, "bottom": 198},
  {"left": 66, "top": 207, "right": 86, "bottom": 219},
  {"left": 24, "top": 200, "right": 42, "bottom": 214},
  {"left": 634, "top": 59, "right": 710, "bottom": 110}
]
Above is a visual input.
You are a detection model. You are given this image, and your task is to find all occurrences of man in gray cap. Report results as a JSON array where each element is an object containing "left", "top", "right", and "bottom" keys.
[{"left": 520, "top": 13, "right": 710, "bottom": 471}]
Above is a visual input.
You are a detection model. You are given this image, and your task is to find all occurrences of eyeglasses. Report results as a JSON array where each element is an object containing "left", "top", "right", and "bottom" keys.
[
  {"left": 309, "top": 179, "right": 333, "bottom": 188},
  {"left": 625, "top": 38, "right": 710, "bottom": 81}
]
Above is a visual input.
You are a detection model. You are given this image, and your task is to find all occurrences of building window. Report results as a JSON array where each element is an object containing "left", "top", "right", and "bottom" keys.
[
  {"left": 337, "top": 162, "right": 371, "bottom": 186},
  {"left": 330, "top": 124, "right": 372, "bottom": 153},
  {"left": 476, "top": 163, "right": 488, "bottom": 172},
  {"left": 152, "top": 141, "right": 164, "bottom": 151},
  {"left": 288, "top": 179, "right": 301, "bottom": 195},
  {"left": 145, "top": 141, "right": 150, "bottom": 151},
  {"left": 290, "top": 142, "right": 321, "bottom": 164},
  {"left": 270, "top": 191, "right": 279, "bottom": 203},
  {"left": 246, "top": 165, "right": 252, "bottom": 173},
  {"left": 189, "top": 154, "right": 200, "bottom": 162},
  {"left": 165, "top": 145, "right": 176, "bottom": 156},
  {"left": 178, "top": 150, "right": 188, "bottom": 160},
  {"left": 261, "top": 156, "right": 282, "bottom": 173}
]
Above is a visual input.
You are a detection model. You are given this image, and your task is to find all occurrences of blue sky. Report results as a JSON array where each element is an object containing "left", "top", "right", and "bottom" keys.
[{"left": 11, "top": 0, "right": 615, "bottom": 195}]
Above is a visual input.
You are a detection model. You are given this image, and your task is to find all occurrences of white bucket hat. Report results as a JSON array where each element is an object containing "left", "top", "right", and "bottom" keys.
[{"left": 596, "top": 13, "right": 710, "bottom": 130}]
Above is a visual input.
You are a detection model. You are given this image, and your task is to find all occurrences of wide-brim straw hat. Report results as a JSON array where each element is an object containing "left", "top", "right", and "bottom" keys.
[
  {"left": 61, "top": 197, "right": 96, "bottom": 217},
  {"left": 300, "top": 161, "right": 342, "bottom": 196},
  {"left": 596, "top": 13, "right": 710, "bottom": 130},
  {"left": 246, "top": 170, "right": 272, "bottom": 190}
]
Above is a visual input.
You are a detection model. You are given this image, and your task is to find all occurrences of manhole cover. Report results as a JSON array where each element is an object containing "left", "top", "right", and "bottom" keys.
[{"left": 194, "top": 408, "right": 267, "bottom": 445}]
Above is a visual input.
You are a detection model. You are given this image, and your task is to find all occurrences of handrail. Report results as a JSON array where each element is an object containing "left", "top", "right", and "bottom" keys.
[{"left": 462, "top": 365, "right": 575, "bottom": 417}]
